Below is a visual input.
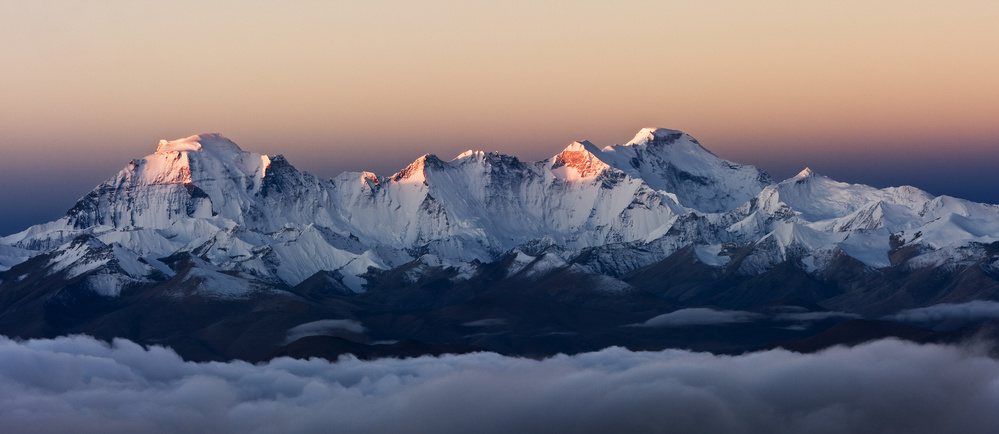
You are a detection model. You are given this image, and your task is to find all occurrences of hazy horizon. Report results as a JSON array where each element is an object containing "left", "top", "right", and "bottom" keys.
[{"left": 2, "top": 1, "right": 998, "bottom": 235}]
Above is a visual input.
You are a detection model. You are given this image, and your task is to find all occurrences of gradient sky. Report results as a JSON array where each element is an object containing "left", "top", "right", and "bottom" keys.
[{"left": 2, "top": 1, "right": 998, "bottom": 235}]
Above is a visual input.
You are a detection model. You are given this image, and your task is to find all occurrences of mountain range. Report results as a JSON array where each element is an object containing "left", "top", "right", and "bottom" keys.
[{"left": 2, "top": 128, "right": 998, "bottom": 361}]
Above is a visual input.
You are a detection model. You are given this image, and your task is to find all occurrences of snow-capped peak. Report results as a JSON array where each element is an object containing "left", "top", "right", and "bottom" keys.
[
  {"left": 455, "top": 150, "right": 479, "bottom": 160},
  {"left": 550, "top": 141, "right": 609, "bottom": 180},
  {"left": 392, "top": 154, "right": 438, "bottom": 184},
  {"left": 560, "top": 141, "right": 599, "bottom": 154},
  {"left": 623, "top": 127, "right": 686, "bottom": 147},
  {"left": 155, "top": 133, "right": 243, "bottom": 156},
  {"left": 590, "top": 128, "right": 771, "bottom": 212},
  {"left": 780, "top": 167, "right": 835, "bottom": 187},
  {"left": 138, "top": 133, "right": 266, "bottom": 187},
  {"left": 789, "top": 167, "right": 815, "bottom": 181}
]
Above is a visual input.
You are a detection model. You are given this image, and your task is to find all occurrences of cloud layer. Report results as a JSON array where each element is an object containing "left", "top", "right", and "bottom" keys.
[
  {"left": 634, "top": 308, "right": 762, "bottom": 327},
  {"left": 2, "top": 335, "right": 998, "bottom": 433},
  {"left": 885, "top": 301, "right": 999, "bottom": 325},
  {"left": 284, "top": 319, "right": 367, "bottom": 344}
]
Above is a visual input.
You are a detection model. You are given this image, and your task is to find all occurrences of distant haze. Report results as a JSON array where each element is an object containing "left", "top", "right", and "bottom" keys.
[{"left": 2, "top": 1, "right": 998, "bottom": 235}]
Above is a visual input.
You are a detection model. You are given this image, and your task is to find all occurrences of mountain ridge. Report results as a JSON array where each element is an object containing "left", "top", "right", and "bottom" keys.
[
  {"left": 2, "top": 128, "right": 999, "bottom": 361},
  {"left": 5, "top": 128, "right": 998, "bottom": 288}
]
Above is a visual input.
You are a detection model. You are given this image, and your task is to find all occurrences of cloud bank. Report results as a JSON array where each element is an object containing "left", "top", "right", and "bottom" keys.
[
  {"left": 284, "top": 319, "right": 367, "bottom": 344},
  {"left": 886, "top": 301, "right": 999, "bottom": 324},
  {"left": 462, "top": 318, "right": 508, "bottom": 327},
  {"left": 776, "top": 311, "right": 863, "bottom": 322},
  {"left": 633, "top": 308, "right": 762, "bottom": 327},
  {"left": 2, "top": 335, "right": 998, "bottom": 434}
]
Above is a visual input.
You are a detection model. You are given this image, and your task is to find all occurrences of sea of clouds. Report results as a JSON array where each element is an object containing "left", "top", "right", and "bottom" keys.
[{"left": 2, "top": 335, "right": 999, "bottom": 433}]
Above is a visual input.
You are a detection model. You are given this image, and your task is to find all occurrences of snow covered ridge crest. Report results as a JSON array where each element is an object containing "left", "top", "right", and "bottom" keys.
[{"left": 2, "top": 129, "right": 999, "bottom": 298}]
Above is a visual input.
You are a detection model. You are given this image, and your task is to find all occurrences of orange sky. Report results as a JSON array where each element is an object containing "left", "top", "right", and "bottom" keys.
[{"left": 1, "top": 1, "right": 998, "bottom": 233}]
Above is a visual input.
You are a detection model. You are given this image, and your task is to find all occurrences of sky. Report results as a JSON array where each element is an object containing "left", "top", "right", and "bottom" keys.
[{"left": 2, "top": 0, "right": 998, "bottom": 235}]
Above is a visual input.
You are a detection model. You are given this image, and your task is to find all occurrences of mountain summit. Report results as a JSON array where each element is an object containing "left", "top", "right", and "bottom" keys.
[
  {"left": 588, "top": 128, "right": 773, "bottom": 212},
  {"left": 551, "top": 141, "right": 609, "bottom": 180},
  {"left": 156, "top": 133, "right": 243, "bottom": 154},
  {"left": 622, "top": 127, "right": 686, "bottom": 146}
]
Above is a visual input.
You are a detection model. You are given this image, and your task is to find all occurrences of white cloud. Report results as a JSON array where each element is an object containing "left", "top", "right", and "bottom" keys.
[
  {"left": 1, "top": 335, "right": 998, "bottom": 433},
  {"left": 284, "top": 319, "right": 366, "bottom": 344},
  {"left": 632, "top": 308, "right": 762, "bottom": 327},
  {"left": 463, "top": 318, "right": 507, "bottom": 327},
  {"left": 885, "top": 301, "right": 999, "bottom": 324},
  {"left": 777, "top": 311, "right": 863, "bottom": 322}
]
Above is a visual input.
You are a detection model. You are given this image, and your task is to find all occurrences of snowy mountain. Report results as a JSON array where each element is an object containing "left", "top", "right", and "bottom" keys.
[
  {"left": 4, "top": 129, "right": 999, "bottom": 292},
  {"left": 3, "top": 131, "right": 688, "bottom": 291},
  {"left": 587, "top": 128, "right": 772, "bottom": 212},
  {"left": 2, "top": 128, "right": 999, "bottom": 361}
]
